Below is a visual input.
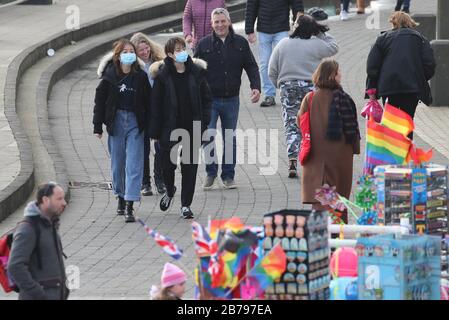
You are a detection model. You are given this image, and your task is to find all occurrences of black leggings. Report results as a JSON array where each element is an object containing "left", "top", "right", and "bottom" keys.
[{"left": 382, "top": 93, "right": 419, "bottom": 139}]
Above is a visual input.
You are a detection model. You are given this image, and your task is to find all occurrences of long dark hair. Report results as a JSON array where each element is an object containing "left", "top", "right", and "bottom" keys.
[{"left": 290, "top": 14, "right": 329, "bottom": 39}]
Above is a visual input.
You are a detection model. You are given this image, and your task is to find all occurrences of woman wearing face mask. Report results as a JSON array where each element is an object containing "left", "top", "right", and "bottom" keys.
[
  {"left": 149, "top": 37, "right": 211, "bottom": 219},
  {"left": 130, "top": 32, "right": 167, "bottom": 196},
  {"left": 93, "top": 39, "right": 151, "bottom": 223}
]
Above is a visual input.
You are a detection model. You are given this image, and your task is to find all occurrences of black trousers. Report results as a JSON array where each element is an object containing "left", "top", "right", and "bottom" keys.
[
  {"left": 160, "top": 132, "right": 200, "bottom": 207},
  {"left": 142, "top": 134, "right": 163, "bottom": 185},
  {"left": 382, "top": 93, "right": 419, "bottom": 139}
]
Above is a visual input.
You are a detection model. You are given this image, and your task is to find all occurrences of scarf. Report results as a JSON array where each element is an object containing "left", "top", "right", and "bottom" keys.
[{"left": 326, "top": 87, "right": 360, "bottom": 144}]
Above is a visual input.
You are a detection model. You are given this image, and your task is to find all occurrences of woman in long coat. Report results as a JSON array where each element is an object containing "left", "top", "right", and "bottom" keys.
[{"left": 297, "top": 59, "right": 360, "bottom": 223}]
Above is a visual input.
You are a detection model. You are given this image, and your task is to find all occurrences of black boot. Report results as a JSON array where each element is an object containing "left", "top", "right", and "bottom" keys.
[
  {"left": 124, "top": 201, "right": 136, "bottom": 223},
  {"left": 117, "top": 196, "right": 126, "bottom": 216}
]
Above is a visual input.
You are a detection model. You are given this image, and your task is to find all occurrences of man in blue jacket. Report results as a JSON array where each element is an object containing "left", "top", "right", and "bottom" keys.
[{"left": 195, "top": 8, "right": 261, "bottom": 190}]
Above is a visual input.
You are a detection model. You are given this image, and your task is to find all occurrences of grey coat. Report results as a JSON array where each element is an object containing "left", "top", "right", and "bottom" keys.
[{"left": 7, "top": 202, "right": 69, "bottom": 300}]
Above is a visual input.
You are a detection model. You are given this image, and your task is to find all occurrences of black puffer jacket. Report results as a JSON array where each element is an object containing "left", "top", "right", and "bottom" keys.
[
  {"left": 148, "top": 56, "right": 211, "bottom": 145},
  {"left": 245, "top": 0, "right": 304, "bottom": 34},
  {"left": 93, "top": 61, "right": 151, "bottom": 135},
  {"left": 366, "top": 27, "right": 436, "bottom": 105}
]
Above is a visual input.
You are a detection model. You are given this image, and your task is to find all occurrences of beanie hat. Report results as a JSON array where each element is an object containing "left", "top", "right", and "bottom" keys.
[{"left": 161, "top": 263, "right": 186, "bottom": 288}]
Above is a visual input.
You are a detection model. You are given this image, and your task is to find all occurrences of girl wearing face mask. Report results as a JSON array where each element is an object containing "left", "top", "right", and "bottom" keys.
[
  {"left": 149, "top": 37, "right": 211, "bottom": 220},
  {"left": 93, "top": 39, "right": 152, "bottom": 223}
]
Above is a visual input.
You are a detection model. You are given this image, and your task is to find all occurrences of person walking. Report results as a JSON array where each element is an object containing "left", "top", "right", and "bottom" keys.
[
  {"left": 183, "top": 0, "right": 226, "bottom": 50},
  {"left": 297, "top": 59, "right": 360, "bottom": 223},
  {"left": 8, "top": 182, "right": 70, "bottom": 300},
  {"left": 130, "top": 32, "right": 167, "bottom": 196},
  {"left": 94, "top": 39, "right": 152, "bottom": 222},
  {"left": 395, "top": 0, "right": 411, "bottom": 13},
  {"left": 149, "top": 37, "right": 211, "bottom": 219},
  {"left": 195, "top": 8, "right": 261, "bottom": 190},
  {"left": 245, "top": 0, "right": 304, "bottom": 107},
  {"left": 269, "top": 14, "right": 338, "bottom": 178},
  {"left": 366, "top": 12, "right": 436, "bottom": 138}
]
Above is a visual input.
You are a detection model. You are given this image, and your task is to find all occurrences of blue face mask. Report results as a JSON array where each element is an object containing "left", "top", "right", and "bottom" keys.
[
  {"left": 174, "top": 51, "right": 189, "bottom": 63},
  {"left": 120, "top": 52, "right": 137, "bottom": 65}
]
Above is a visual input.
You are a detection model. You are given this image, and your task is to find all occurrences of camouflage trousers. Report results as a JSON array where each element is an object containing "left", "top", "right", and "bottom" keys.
[{"left": 279, "top": 80, "right": 314, "bottom": 159}]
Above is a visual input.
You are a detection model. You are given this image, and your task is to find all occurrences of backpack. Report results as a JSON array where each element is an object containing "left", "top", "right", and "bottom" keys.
[{"left": 0, "top": 216, "right": 42, "bottom": 293}]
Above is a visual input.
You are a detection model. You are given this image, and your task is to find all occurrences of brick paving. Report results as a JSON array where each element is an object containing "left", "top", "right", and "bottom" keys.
[{"left": 1, "top": 0, "right": 448, "bottom": 299}]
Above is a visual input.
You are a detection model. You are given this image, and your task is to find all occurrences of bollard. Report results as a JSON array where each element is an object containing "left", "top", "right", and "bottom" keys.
[
  {"left": 430, "top": 40, "right": 449, "bottom": 106},
  {"left": 437, "top": 0, "right": 449, "bottom": 39},
  {"left": 412, "top": 14, "right": 436, "bottom": 41}
]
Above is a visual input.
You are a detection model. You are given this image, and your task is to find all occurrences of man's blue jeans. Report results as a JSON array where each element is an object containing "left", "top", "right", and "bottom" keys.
[
  {"left": 204, "top": 96, "right": 239, "bottom": 181},
  {"left": 257, "top": 31, "right": 289, "bottom": 98},
  {"left": 341, "top": 0, "right": 350, "bottom": 11},
  {"left": 108, "top": 110, "right": 144, "bottom": 202}
]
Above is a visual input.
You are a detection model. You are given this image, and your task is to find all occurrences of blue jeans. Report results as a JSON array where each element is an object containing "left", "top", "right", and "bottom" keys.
[
  {"left": 258, "top": 31, "right": 289, "bottom": 98},
  {"left": 341, "top": 0, "right": 350, "bottom": 11},
  {"left": 204, "top": 96, "right": 239, "bottom": 181},
  {"left": 108, "top": 110, "right": 144, "bottom": 202},
  {"left": 395, "top": 0, "right": 410, "bottom": 11}
]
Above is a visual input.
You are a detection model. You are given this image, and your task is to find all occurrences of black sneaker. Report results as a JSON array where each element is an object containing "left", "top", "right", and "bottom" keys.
[
  {"left": 160, "top": 186, "right": 176, "bottom": 211},
  {"left": 141, "top": 183, "right": 153, "bottom": 196},
  {"left": 117, "top": 196, "right": 126, "bottom": 216},
  {"left": 155, "top": 179, "right": 166, "bottom": 195},
  {"left": 260, "top": 96, "right": 276, "bottom": 107},
  {"left": 181, "top": 206, "right": 194, "bottom": 219}
]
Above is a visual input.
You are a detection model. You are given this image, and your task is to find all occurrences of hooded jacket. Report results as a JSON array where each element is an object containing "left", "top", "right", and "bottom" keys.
[
  {"left": 366, "top": 28, "right": 436, "bottom": 105},
  {"left": 7, "top": 202, "right": 69, "bottom": 300},
  {"left": 148, "top": 56, "right": 211, "bottom": 144},
  {"left": 93, "top": 53, "right": 151, "bottom": 135}
]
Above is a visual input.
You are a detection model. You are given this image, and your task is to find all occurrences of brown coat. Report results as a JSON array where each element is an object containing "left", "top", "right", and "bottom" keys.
[{"left": 297, "top": 89, "right": 360, "bottom": 204}]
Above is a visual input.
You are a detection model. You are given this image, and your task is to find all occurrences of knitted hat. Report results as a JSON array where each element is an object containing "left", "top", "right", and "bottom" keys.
[{"left": 161, "top": 263, "right": 186, "bottom": 288}]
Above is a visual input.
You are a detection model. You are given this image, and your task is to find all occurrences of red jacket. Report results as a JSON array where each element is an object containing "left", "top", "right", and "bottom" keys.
[{"left": 183, "top": 0, "right": 226, "bottom": 48}]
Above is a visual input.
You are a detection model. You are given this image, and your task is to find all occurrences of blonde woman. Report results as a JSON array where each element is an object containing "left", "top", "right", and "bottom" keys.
[
  {"left": 130, "top": 33, "right": 167, "bottom": 196},
  {"left": 366, "top": 12, "right": 435, "bottom": 134}
]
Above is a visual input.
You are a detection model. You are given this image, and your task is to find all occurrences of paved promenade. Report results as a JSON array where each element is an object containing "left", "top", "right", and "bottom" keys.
[{"left": 0, "top": 0, "right": 447, "bottom": 299}]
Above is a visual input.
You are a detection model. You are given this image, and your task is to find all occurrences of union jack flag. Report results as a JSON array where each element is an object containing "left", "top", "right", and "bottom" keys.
[
  {"left": 137, "top": 218, "right": 183, "bottom": 260},
  {"left": 191, "top": 221, "right": 212, "bottom": 256}
]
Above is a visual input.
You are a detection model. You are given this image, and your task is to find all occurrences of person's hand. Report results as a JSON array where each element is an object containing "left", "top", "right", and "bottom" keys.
[
  {"left": 186, "top": 35, "right": 193, "bottom": 45},
  {"left": 247, "top": 33, "right": 256, "bottom": 44},
  {"left": 250, "top": 89, "right": 261, "bottom": 103},
  {"left": 95, "top": 133, "right": 102, "bottom": 139}
]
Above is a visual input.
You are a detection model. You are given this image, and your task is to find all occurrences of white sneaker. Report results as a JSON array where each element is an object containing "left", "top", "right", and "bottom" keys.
[{"left": 340, "top": 10, "right": 349, "bottom": 21}]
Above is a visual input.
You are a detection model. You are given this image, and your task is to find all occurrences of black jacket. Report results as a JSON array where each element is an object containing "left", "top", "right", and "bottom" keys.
[
  {"left": 148, "top": 57, "right": 212, "bottom": 145},
  {"left": 93, "top": 61, "right": 151, "bottom": 135},
  {"left": 8, "top": 202, "right": 69, "bottom": 300},
  {"left": 245, "top": 0, "right": 304, "bottom": 34},
  {"left": 366, "top": 28, "right": 436, "bottom": 105},
  {"left": 194, "top": 29, "right": 261, "bottom": 98}
]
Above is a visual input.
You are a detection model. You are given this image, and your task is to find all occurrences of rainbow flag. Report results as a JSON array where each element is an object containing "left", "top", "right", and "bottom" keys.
[
  {"left": 407, "top": 145, "right": 433, "bottom": 165},
  {"left": 208, "top": 217, "right": 245, "bottom": 240},
  {"left": 365, "top": 118, "right": 412, "bottom": 173},
  {"left": 245, "top": 244, "right": 286, "bottom": 294},
  {"left": 381, "top": 103, "right": 415, "bottom": 137}
]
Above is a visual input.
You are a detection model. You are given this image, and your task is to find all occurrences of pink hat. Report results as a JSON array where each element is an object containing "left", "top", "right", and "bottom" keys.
[{"left": 161, "top": 263, "right": 186, "bottom": 288}]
